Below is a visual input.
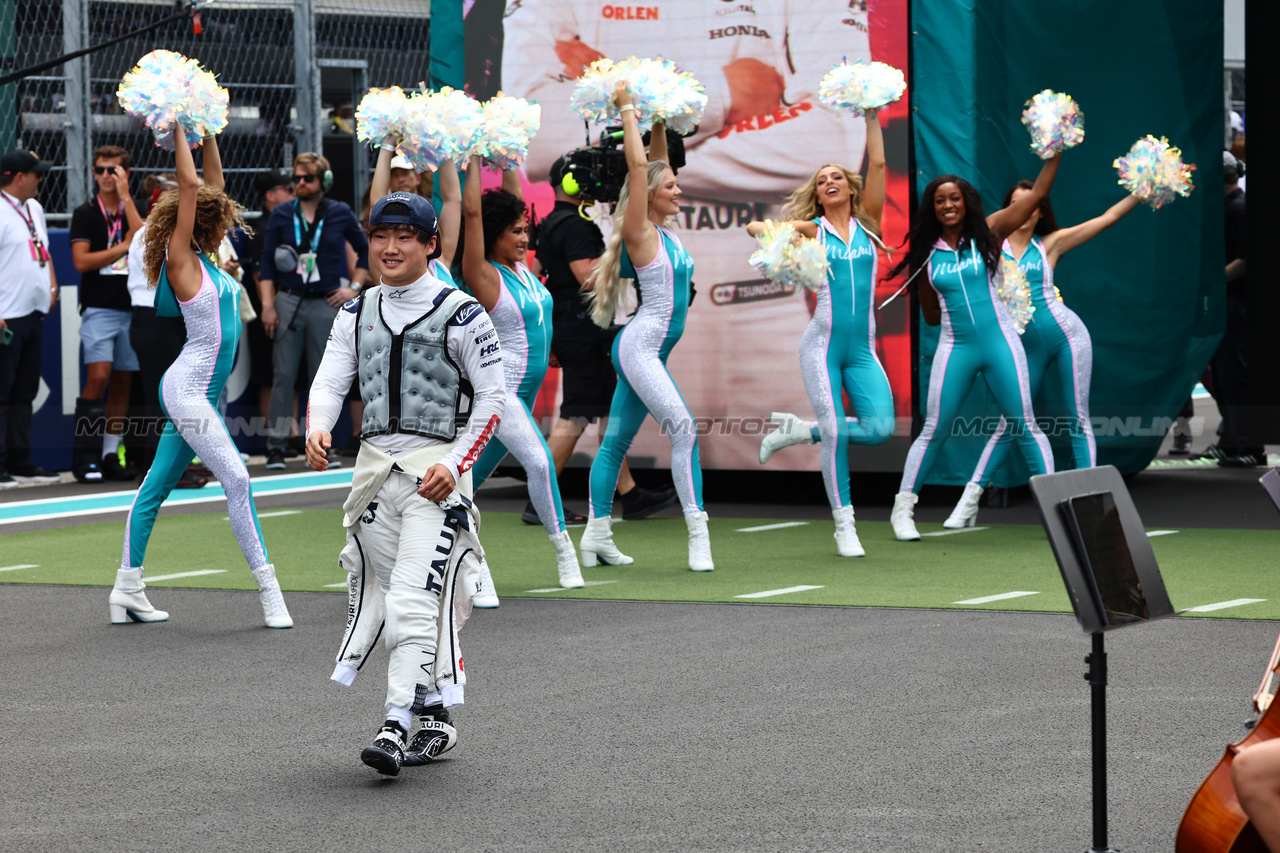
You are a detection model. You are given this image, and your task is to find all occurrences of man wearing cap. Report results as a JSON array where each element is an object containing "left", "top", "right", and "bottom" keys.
[
  {"left": 1206, "top": 151, "right": 1265, "bottom": 467},
  {"left": 304, "top": 192, "right": 506, "bottom": 775},
  {"left": 259, "top": 152, "right": 369, "bottom": 469},
  {"left": 69, "top": 145, "right": 145, "bottom": 482},
  {"left": 0, "top": 150, "right": 60, "bottom": 488},
  {"left": 388, "top": 153, "right": 426, "bottom": 196}
]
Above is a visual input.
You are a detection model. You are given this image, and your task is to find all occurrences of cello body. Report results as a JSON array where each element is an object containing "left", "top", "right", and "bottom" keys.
[{"left": 1176, "top": 673, "right": 1280, "bottom": 853}]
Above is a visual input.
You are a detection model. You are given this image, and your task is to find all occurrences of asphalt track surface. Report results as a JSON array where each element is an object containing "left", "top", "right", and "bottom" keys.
[
  {"left": 1, "top": 583, "right": 1276, "bottom": 853},
  {"left": 3, "top": 410, "right": 1278, "bottom": 851}
]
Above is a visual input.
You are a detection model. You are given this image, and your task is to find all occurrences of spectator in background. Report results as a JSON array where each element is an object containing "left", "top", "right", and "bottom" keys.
[
  {"left": 258, "top": 153, "right": 369, "bottom": 469},
  {"left": 70, "top": 145, "right": 144, "bottom": 482},
  {"left": 1200, "top": 151, "right": 1263, "bottom": 467},
  {"left": 532, "top": 154, "right": 676, "bottom": 526},
  {"left": 0, "top": 150, "right": 60, "bottom": 487},
  {"left": 236, "top": 169, "right": 294, "bottom": 434}
]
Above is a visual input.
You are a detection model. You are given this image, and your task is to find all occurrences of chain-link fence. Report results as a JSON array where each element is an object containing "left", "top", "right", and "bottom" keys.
[{"left": 1, "top": 0, "right": 432, "bottom": 222}]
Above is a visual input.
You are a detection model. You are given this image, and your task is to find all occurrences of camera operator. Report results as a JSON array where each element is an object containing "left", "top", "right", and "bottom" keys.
[{"left": 531, "top": 154, "right": 675, "bottom": 525}]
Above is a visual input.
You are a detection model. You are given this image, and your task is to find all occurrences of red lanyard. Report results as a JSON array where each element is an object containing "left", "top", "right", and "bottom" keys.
[
  {"left": 3, "top": 191, "right": 49, "bottom": 266},
  {"left": 96, "top": 195, "right": 124, "bottom": 247}
]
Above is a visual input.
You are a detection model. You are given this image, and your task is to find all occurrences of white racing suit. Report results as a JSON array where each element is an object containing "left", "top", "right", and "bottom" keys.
[
  {"left": 333, "top": 444, "right": 484, "bottom": 711},
  {"left": 502, "top": 0, "right": 873, "bottom": 469},
  {"left": 308, "top": 270, "right": 505, "bottom": 714}
]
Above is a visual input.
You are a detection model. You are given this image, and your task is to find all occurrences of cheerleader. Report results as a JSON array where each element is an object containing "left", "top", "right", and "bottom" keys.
[
  {"left": 461, "top": 156, "right": 585, "bottom": 600},
  {"left": 111, "top": 130, "right": 292, "bottom": 628},
  {"left": 748, "top": 108, "right": 892, "bottom": 557},
  {"left": 943, "top": 185, "right": 1138, "bottom": 528},
  {"left": 579, "top": 84, "right": 712, "bottom": 572},
  {"left": 370, "top": 135, "right": 460, "bottom": 287},
  {"left": 889, "top": 154, "right": 1062, "bottom": 540}
]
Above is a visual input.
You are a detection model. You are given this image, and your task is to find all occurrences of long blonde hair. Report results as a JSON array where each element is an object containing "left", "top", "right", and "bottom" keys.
[
  {"left": 781, "top": 163, "right": 881, "bottom": 240},
  {"left": 143, "top": 186, "right": 247, "bottom": 286},
  {"left": 586, "top": 161, "right": 671, "bottom": 327}
]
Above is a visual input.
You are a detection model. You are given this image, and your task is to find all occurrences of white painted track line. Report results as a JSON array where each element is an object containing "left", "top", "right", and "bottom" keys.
[
  {"left": 1185, "top": 598, "right": 1266, "bottom": 613},
  {"left": 224, "top": 510, "right": 302, "bottom": 520},
  {"left": 954, "top": 591, "right": 1040, "bottom": 605},
  {"left": 735, "top": 522, "right": 811, "bottom": 533},
  {"left": 1146, "top": 530, "right": 1179, "bottom": 537},
  {"left": 144, "top": 570, "right": 229, "bottom": 582},
  {"left": 0, "top": 564, "right": 39, "bottom": 572},
  {"left": 922, "top": 527, "right": 990, "bottom": 537},
  {"left": 736, "top": 585, "right": 823, "bottom": 599},
  {"left": 525, "top": 580, "right": 618, "bottom": 593},
  {"left": 323, "top": 582, "right": 347, "bottom": 588}
]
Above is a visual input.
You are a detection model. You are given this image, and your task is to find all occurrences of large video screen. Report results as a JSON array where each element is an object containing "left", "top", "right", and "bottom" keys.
[{"left": 468, "top": 0, "right": 912, "bottom": 472}]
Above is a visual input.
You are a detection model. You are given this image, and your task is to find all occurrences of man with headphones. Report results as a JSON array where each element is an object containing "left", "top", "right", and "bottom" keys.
[
  {"left": 531, "top": 154, "right": 676, "bottom": 524},
  {"left": 259, "top": 152, "right": 370, "bottom": 470}
]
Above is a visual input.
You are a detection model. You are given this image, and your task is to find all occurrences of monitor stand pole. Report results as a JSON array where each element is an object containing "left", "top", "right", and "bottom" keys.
[{"left": 1087, "top": 631, "right": 1119, "bottom": 853}]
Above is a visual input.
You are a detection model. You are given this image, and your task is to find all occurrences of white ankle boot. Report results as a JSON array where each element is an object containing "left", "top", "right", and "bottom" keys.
[
  {"left": 251, "top": 564, "right": 293, "bottom": 628},
  {"left": 891, "top": 491, "right": 921, "bottom": 541},
  {"left": 943, "top": 482, "right": 985, "bottom": 529},
  {"left": 833, "top": 506, "right": 865, "bottom": 557},
  {"left": 686, "top": 511, "right": 714, "bottom": 571},
  {"left": 473, "top": 558, "right": 500, "bottom": 609},
  {"left": 580, "top": 516, "right": 633, "bottom": 566},
  {"left": 109, "top": 567, "right": 169, "bottom": 624},
  {"left": 552, "top": 530, "right": 585, "bottom": 588},
  {"left": 759, "top": 412, "right": 816, "bottom": 464}
]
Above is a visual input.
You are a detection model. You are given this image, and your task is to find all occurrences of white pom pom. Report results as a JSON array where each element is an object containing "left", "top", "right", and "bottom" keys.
[
  {"left": 818, "top": 60, "right": 906, "bottom": 116},
  {"left": 750, "top": 221, "right": 831, "bottom": 292}
]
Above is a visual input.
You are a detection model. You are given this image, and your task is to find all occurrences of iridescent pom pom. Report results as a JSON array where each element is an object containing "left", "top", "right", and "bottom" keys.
[
  {"left": 817, "top": 60, "right": 906, "bottom": 116},
  {"left": 1021, "top": 90, "right": 1085, "bottom": 160},
  {"left": 117, "top": 50, "right": 228, "bottom": 150},
  {"left": 1113, "top": 135, "right": 1196, "bottom": 209},
  {"left": 571, "top": 56, "right": 706, "bottom": 133},
  {"left": 356, "top": 86, "right": 411, "bottom": 147},
  {"left": 749, "top": 221, "right": 831, "bottom": 292},
  {"left": 996, "top": 256, "right": 1035, "bottom": 334},
  {"left": 432, "top": 87, "right": 486, "bottom": 161},
  {"left": 476, "top": 95, "right": 541, "bottom": 169}
]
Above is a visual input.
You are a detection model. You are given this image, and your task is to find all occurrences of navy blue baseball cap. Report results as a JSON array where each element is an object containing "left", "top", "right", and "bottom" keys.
[{"left": 369, "top": 192, "right": 441, "bottom": 259}]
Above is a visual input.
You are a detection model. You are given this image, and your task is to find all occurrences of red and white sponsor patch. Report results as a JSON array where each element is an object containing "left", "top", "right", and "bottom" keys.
[{"left": 458, "top": 414, "right": 499, "bottom": 473}]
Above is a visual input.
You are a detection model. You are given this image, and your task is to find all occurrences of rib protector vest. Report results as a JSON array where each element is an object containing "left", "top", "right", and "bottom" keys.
[{"left": 356, "top": 286, "right": 477, "bottom": 441}]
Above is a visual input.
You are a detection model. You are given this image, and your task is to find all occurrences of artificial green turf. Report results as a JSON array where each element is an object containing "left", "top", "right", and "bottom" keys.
[{"left": 3, "top": 511, "right": 1277, "bottom": 618}]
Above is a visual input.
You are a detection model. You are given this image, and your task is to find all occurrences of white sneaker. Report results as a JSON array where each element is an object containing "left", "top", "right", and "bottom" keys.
[
  {"left": 833, "top": 506, "right": 865, "bottom": 557},
  {"left": 686, "top": 511, "right": 714, "bottom": 571},
  {"left": 251, "top": 564, "right": 294, "bottom": 628},
  {"left": 580, "top": 516, "right": 633, "bottom": 566},
  {"left": 891, "top": 491, "right": 921, "bottom": 541},
  {"left": 758, "top": 412, "right": 816, "bottom": 464},
  {"left": 109, "top": 567, "right": 169, "bottom": 623},
  {"left": 473, "top": 559, "right": 499, "bottom": 609},
  {"left": 552, "top": 531, "right": 585, "bottom": 588},
  {"left": 943, "top": 482, "right": 984, "bottom": 529}
]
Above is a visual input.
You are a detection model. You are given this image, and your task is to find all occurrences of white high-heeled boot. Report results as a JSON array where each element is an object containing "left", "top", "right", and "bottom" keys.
[
  {"left": 579, "top": 516, "right": 633, "bottom": 566},
  {"left": 891, "top": 491, "right": 921, "bottom": 541},
  {"left": 833, "top": 506, "right": 865, "bottom": 557},
  {"left": 943, "top": 482, "right": 985, "bottom": 529},
  {"left": 473, "top": 558, "right": 499, "bottom": 609},
  {"left": 251, "top": 564, "right": 293, "bottom": 628},
  {"left": 109, "top": 567, "right": 169, "bottom": 624},
  {"left": 687, "top": 511, "right": 714, "bottom": 572},
  {"left": 758, "top": 412, "right": 816, "bottom": 464},
  {"left": 552, "top": 530, "right": 585, "bottom": 588}
]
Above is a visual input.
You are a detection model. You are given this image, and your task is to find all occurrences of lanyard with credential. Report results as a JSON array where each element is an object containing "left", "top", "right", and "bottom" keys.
[
  {"left": 3, "top": 192, "right": 48, "bottom": 267},
  {"left": 293, "top": 199, "right": 325, "bottom": 253},
  {"left": 96, "top": 195, "right": 124, "bottom": 247}
]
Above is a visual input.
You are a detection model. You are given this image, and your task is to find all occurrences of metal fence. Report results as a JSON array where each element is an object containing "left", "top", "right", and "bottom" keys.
[{"left": 1, "top": 0, "right": 432, "bottom": 221}]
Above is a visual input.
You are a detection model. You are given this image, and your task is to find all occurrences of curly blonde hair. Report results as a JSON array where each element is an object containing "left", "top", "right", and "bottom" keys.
[
  {"left": 143, "top": 186, "right": 248, "bottom": 287},
  {"left": 781, "top": 163, "right": 881, "bottom": 240}
]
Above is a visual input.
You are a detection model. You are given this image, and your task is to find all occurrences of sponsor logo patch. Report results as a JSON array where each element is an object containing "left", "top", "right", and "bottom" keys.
[
  {"left": 710, "top": 279, "right": 800, "bottom": 306},
  {"left": 450, "top": 303, "right": 484, "bottom": 326},
  {"left": 601, "top": 4, "right": 659, "bottom": 19}
]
